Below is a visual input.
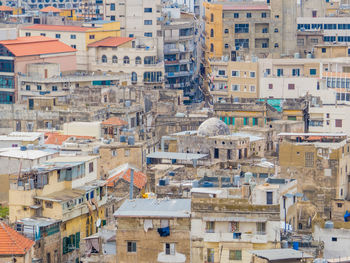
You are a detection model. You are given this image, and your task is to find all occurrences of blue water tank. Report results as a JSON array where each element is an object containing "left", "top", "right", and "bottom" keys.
[
  {"left": 128, "top": 136, "right": 135, "bottom": 145},
  {"left": 292, "top": 241, "right": 299, "bottom": 250},
  {"left": 20, "top": 146, "right": 27, "bottom": 151},
  {"left": 169, "top": 171, "right": 175, "bottom": 176}
]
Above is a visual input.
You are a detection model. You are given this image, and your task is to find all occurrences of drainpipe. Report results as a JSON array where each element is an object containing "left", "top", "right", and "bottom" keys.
[{"left": 129, "top": 168, "right": 134, "bottom": 199}]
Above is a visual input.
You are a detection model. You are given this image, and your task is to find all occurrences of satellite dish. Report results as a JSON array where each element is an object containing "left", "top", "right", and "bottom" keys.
[{"left": 96, "top": 218, "right": 101, "bottom": 227}]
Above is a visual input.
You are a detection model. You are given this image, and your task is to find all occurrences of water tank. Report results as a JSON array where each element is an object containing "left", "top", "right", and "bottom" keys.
[
  {"left": 292, "top": 241, "right": 299, "bottom": 250},
  {"left": 244, "top": 172, "right": 253, "bottom": 184},
  {"left": 128, "top": 136, "right": 135, "bottom": 145},
  {"left": 281, "top": 240, "right": 288, "bottom": 249},
  {"left": 120, "top": 135, "right": 126, "bottom": 143},
  {"left": 306, "top": 53, "right": 313, "bottom": 59},
  {"left": 325, "top": 221, "right": 334, "bottom": 229},
  {"left": 202, "top": 181, "right": 214, "bottom": 187},
  {"left": 233, "top": 175, "right": 240, "bottom": 186},
  {"left": 294, "top": 53, "right": 300, "bottom": 59},
  {"left": 20, "top": 146, "right": 27, "bottom": 151}
]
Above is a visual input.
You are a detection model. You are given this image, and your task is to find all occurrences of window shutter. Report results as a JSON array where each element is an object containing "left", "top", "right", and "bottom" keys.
[
  {"left": 170, "top": 243, "right": 175, "bottom": 255},
  {"left": 63, "top": 237, "right": 67, "bottom": 254},
  {"left": 76, "top": 232, "right": 80, "bottom": 248}
]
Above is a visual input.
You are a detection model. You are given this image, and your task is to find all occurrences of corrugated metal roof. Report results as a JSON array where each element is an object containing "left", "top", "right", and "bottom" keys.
[
  {"left": 114, "top": 199, "right": 191, "bottom": 218},
  {"left": 147, "top": 152, "right": 207, "bottom": 160},
  {"left": 250, "top": 249, "right": 312, "bottom": 260}
]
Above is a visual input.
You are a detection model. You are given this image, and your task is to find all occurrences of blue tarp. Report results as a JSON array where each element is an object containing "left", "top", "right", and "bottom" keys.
[
  {"left": 157, "top": 226, "right": 170, "bottom": 237},
  {"left": 344, "top": 210, "right": 350, "bottom": 222}
]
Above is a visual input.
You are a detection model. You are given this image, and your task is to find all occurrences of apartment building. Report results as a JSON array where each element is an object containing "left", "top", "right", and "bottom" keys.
[
  {"left": 279, "top": 133, "right": 350, "bottom": 218},
  {"left": 20, "top": 22, "right": 121, "bottom": 70},
  {"left": 87, "top": 36, "right": 164, "bottom": 89},
  {"left": 0, "top": 36, "right": 76, "bottom": 104},
  {"left": 8, "top": 155, "right": 107, "bottom": 262},
  {"left": 114, "top": 199, "right": 191, "bottom": 263},
  {"left": 203, "top": 0, "right": 297, "bottom": 60},
  {"left": 162, "top": 9, "right": 198, "bottom": 96},
  {"left": 209, "top": 58, "right": 259, "bottom": 102}
]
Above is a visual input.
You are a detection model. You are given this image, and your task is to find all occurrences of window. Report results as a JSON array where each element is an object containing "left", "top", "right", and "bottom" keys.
[
  {"left": 144, "top": 20, "right": 152, "bottom": 25},
  {"left": 214, "top": 148, "right": 219, "bottom": 159},
  {"left": 111, "top": 150, "right": 117, "bottom": 157},
  {"left": 229, "top": 250, "right": 242, "bottom": 260},
  {"left": 312, "top": 10, "right": 317, "bottom": 17},
  {"left": 256, "top": 222, "right": 266, "bottom": 234},
  {"left": 235, "top": 39, "right": 249, "bottom": 49},
  {"left": 112, "top": 56, "right": 117, "bottom": 63},
  {"left": 250, "top": 85, "right": 256, "bottom": 92},
  {"left": 101, "top": 55, "right": 107, "bottom": 63},
  {"left": 234, "top": 13, "right": 239, "bottom": 18},
  {"left": 207, "top": 248, "right": 215, "bottom": 263},
  {"left": 338, "top": 203, "right": 343, "bottom": 208},
  {"left": 332, "top": 237, "right": 337, "bottom": 242},
  {"left": 144, "top": 32, "right": 152, "bottom": 37},
  {"left": 322, "top": 48, "right": 327, "bottom": 53},
  {"left": 89, "top": 35, "right": 95, "bottom": 39},
  {"left": 123, "top": 56, "right": 130, "bottom": 64},
  {"left": 244, "top": 117, "right": 249, "bottom": 126},
  {"left": 70, "top": 34, "right": 76, "bottom": 39},
  {"left": 274, "top": 43, "right": 279, "bottom": 48},
  {"left": 37, "top": 85, "right": 42, "bottom": 90},
  {"left": 89, "top": 162, "right": 94, "bottom": 173},
  {"left": 206, "top": 221, "right": 215, "bottom": 233},
  {"left": 262, "top": 42, "right": 268, "bottom": 48},
  {"left": 247, "top": 13, "right": 251, "bottom": 18},
  {"left": 210, "top": 44, "right": 214, "bottom": 53},
  {"left": 232, "top": 70, "right": 239, "bottom": 77},
  {"left": 235, "top": 24, "right": 249, "bottom": 33},
  {"left": 165, "top": 243, "right": 175, "bottom": 255},
  {"left": 25, "top": 32, "right": 31, "bottom": 36},
  {"left": 110, "top": 3, "right": 115, "bottom": 10},
  {"left": 250, "top": 71, "right": 255, "bottom": 78},
  {"left": 225, "top": 43, "right": 229, "bottom": 49},
  {"left": 45, "top": 201, "right": 53, "bottom": 208},
  {"left": 261, "top": 12, "right": 267, "bottom": 18},
  {"left": 124, "top": 149, "right": 130, "bottom": 157},
  {"left": 55, "top": 34, "right": 61, "bottom": 38},
  {"left": 218, "top": 70, "right": 225, "bottom": 76},
  {"left": 52, "top": 86, "right": 57, "bottom": 91},
  {"left": 127, "top": 241, "right": 137, "bottom": 252},
  {"left": 297, "top": 38, "right": 304, "bottom": 46},
  {"left": 131, "top": 72, "right": 137, "bottom": 83},
  {"left": 71, "top": 45, "right": 76, "bottom": 49},
  {"left": 305, "top": 152, "right": 314, "bottom": 167},
  {"left": 40, "top": 33, "right": 46, "bottom": 36},
  {"left": 144, "top": 8, "right": 152, "bottom": 12},
  {"left": 292, "top": 69, "right": 300, "bottom": 76},
  {"left": 336, "top": 119, "right": 342, "bottom": 128},
  {"left": 262, "top": 28, "right": 268, "bottom": 33},
  {"left": 210, "top": 13, "right": 214, "bottom": 22},
  {"left": 210, "top": 29, "right": 214, "bottom": 37},
  {"left": 274, "top": 28, "right": 278, "bottom": 33},
  {"left": 288, "top": 84, "right": 295, "bottom": 90},
  {"left": 224, "top": 28, "right": 229, "bottom": 34},
  {"left": 135, "top": 56, "right": 141, "bottom": 64},
  {"left": 26, "top": 85, "right": 30, "bottom": 91},
  {"left": 277, "top": 68, "right": 283, "bottom": 76},
  {"left": 232, "top": 84, "right": 239, "bottom": 91},
  {"left": 268, "top": 84, "right": 273, "bottom": 89},
  {"left": 111, "top": 15, "right": 115, "bottom": 21},
  {"left": 309, "top": 69, "right": 317, "bottom": 75}
]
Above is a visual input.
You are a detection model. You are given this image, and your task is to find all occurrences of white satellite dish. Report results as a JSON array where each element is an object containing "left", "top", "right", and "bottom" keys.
[{"left": 96, "top": 218, "right": 101, "bottom": 227}]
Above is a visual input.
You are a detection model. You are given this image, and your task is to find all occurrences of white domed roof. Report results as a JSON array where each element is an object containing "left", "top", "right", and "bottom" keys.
[{"left": 197, "top": 117, "right": 230, "bottom": 137}]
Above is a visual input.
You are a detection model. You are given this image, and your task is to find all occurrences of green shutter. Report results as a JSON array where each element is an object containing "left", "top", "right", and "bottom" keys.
[
  {"left": 76, "top": 232, "right": 80, "bottom": 249},
  {"left": 63, "top": 237, "right": 67, "bottom": 254},
  {"left": 102, "top": 220, "right": 106, "bottom": 226},
  {"left": 71, "top": 234, "right": 76, "bottom": 250}
]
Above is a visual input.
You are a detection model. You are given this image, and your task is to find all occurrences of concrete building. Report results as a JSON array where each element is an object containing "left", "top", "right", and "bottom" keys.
[
  {"left": 0, "top": 36, "right": 76, "bottom": 104},
  {"left": 208, "top": 58, "right": 259, "bottom": 102},
  {"left": 203, "top": 0, "right": 297, "bottom": 60},
  {"left": 8, "top": 155, "right": 107, "bottom": 262},
  {"left": 162, "top": 9, "right": 199, "bottom": 97},
  {"left": 278, "top": 133, "right": 350, "bottom": 218},
  {"left": 87, "top": 37, "right": 164, "bottom": 89},
  {"left": 191, "top": 193, "right": 281, "bottom": 263},
  {"left": 20, "top": 22, "right": 121, "bottom": 70},
  {"left": 296, "top": 30, "right": 325, "bottom": 58},
  {"left": 114, "top": 198, "right": 191, "bottom": 263}
]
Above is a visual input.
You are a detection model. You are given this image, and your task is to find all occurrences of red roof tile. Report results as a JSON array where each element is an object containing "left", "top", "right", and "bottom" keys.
[
  {"left": 40, "top": 6, "right": 62, "bottom": 13},
  {"left": 222, "top": 4, "right": 270, "bottom": 11},
  {"left": 88, "top": 37, "right": 134, "bottom": 48},
  {"left": 0, "top": 222, "right": 34, "bottom": 255},
  {"left": 102, "top": 117, "right": 128, "bottom": 126},
  {"left": 45, "top": 132, "right": 94, "bottom": 145},
  {"left": 107, "top": 168, "right": 147, "bottom": 189},
  {"left": 23, "top": 24, "right": 92, "bottom": 32},
  {"left": 0, "top": 6, "right": 13, "bottom": 11},
  {"left": 0, "top": 36, "right": 76, "bottom": 57}
]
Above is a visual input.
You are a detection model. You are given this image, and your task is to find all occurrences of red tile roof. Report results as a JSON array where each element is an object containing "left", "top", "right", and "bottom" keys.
[
  {"left": 88, "top": 37, "right": 134, "bottom": 48},
  {"left": 40, "top": 6, "right": 62, "bottom": 13},
  {"left": 0, "top": 222, "right": 34, "bottom": 255},
  {"left": 102, "top": 117, "right": 128, "bottom": 126},
  {"left": 0, "top": 6, "right": 14, "bottom": 11},
  {"left": 0, "top": 36, "right": 76, "bottom": 57},
  {"left": 23, "top": 24, "right": 92, "bottom": 32},
  {"left": 222, "top": 4, "right": 270, "bottom": 11},
  {"left": 107, "top": 168, "right": 147, "bottom": 189},
  {"left": 45, "top": 132, "right": 94, "bottom": 145}
]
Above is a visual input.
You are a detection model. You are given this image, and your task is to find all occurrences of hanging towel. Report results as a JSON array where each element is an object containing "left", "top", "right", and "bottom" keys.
[
  {"left": 157, "top": 226, "right": 170, "bottom": 237},
  {"left": 144, "top": 219, "right": 153, "bottom": 232}
]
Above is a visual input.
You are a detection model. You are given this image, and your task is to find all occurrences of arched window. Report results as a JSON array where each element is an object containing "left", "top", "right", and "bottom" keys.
[
  {"left": 210, "top": 13, "right": 214, "bottom": 22},
  {"left": 135, "top": 56, "right": 141, "bottom": 65},
  {"left": 112, "top": 56, "right": 118, "bottom": 63},
  {"left": 210, "top": 44, "right": 214, "bottom": 53},
  {"left": 131, "top": 72, "right": 137, "bottom": 83},
  {"left": 101, "top": 55, "right": 107, "bottom": 63},
  {"left": 123, "top": 56, "right": 130, "bottom": 64},
  {"left": 210, "top": 29, "right": 214, "bottom": 38}
]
